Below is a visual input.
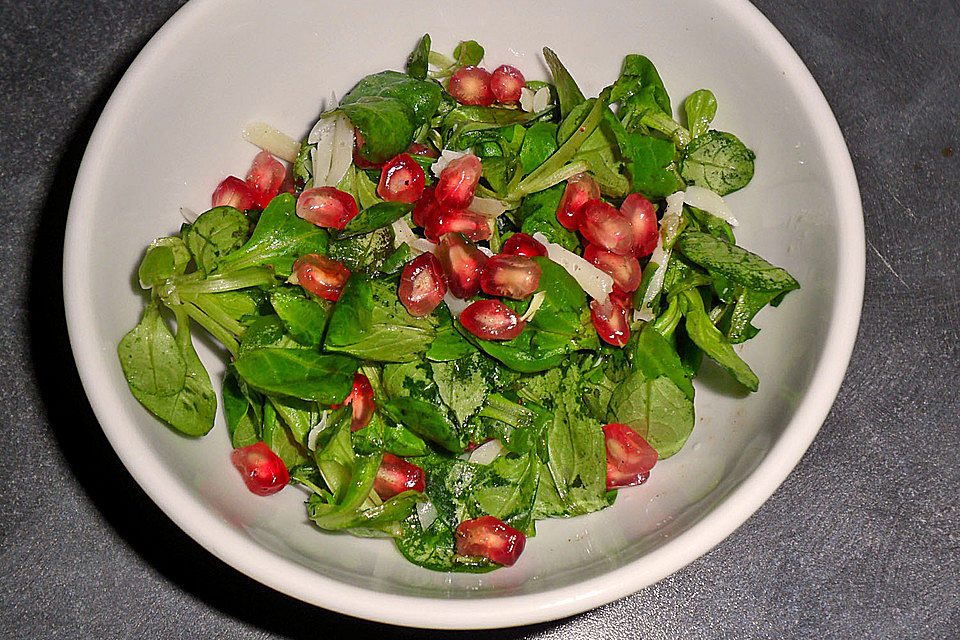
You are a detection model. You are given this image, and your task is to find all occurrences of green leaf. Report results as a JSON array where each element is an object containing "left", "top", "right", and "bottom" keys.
[
  {"left": 608, "top": 115, "right": 685, "bottom": 198},
  {"left": 680, "top": 130, "right": 755, "bottom": 195},
  {"left": 341, "top": 70, "right": 442, "bottom": 129},
  {"left": 675, "top": 231, "right": 800, "bottom": 293},
  {"left": 182, "top": 206, "right": 250, "bottom": 274},
  {"left": 405, "top": 34, "right": 431, "bottom": 79},
  {"left": 269, "top": 286, "right": 332, "bottom": 348},
  {"left": 609, "top": 373, "right": 695, "bottom": 458},
  {"left": 262, "top": 401, "right": 310, "bottom": 468},
  {"left": 631, "top": 323, "right": 695, "bottom": 400},
  {"left": 684, "top": 89, "right": 717, "bottom": 140},
  {"left": 515, "top": 183, "right": 580, "bottom": 251},
  {"left": 233, "top": 348, "right": 359, "bottom": 402},
  {"left": 678, "top": 289, "right": 759, "bottom": 391},
  {"left": 338, "top": 202, "right": 412, "bottom": 239},
  {"left": 222, "top": 370, "right": 261, "bottom": 448},
  {"left": 542, "top": 47, "right": 585, "bottom": 119},
  {"left": 338, "top": 96, "right": 416, "bottom": 165},
  {"left": 138, "top": 237, "right": 190, "bottom": 287},
  {"left": 453, "top": 40, "right": 484, "bottom": 68},
  {"left": 380, "top": 397, "right": 465, "bottom": 453},
  {"left": 611, "top": 54, "right": 671, "bottom": 127},
  {"left": 519, "top": 121, "right": 558, "bottom": 175},
  {"left": 327, "top": 227, "right": 395, "bottom": 273},
  {"left": 269, "top": 395, "right": 321, "bottom": 444}
]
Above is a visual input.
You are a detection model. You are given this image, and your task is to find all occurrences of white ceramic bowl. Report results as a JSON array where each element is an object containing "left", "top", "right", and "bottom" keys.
[{"left": 63, "top": 0, "right": 864, "bottom": 629}]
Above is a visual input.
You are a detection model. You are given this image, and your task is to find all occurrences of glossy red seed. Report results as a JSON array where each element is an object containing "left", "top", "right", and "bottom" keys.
[
  {"left": 352, "top": 130, "right": 383, "bottom": 169},
  {"left": 411, "top": 186, "right": 439, "bottom": 229},
  {"left": 399, "top": 253, "right": 447, "bottom": 317},
  {"left": 350, "top": 373, "right": 375, "bottom": 431},
  {"left": 460, "top": 299, "right": 526, "bottom": 340},
  {"left": 456, "top": 516, "right": 525, "bottom": 566},
  {"left": 377, "top": 153, "right": 426, "bottom": 203},
  {"left": 435, "top": 233, "right": 488, "bottom": 298},
  {"left": 489, "top": 65, "right": 525, "bottom": 102},
  {"left": 212, "top": 176, "right": 256, "bottom": 210},
  {"left": 583, "top": 244, "right": 642, "bottom": 294},
  {"left": 245, "top": 151, "right": 286, "bottom": 208},
  {"left": 609, "top": 289, "right": 634, "bottom": 310},
  {"left": 579, "top": 199, "right": 636, "bottom": 256},
  {"left": 620, "top": 193, "right": 659, "bottom": 257},
  {"left": 590, "top": 297, "right": 630, "bottom": 347},
  {"left": 231, "top": 442, "right": 289, "bottom": 496},
  {"left": 501, "top": 232, "right": 547, "bottom": 257},
  {"left": 556, "top": 173, "right": 600, "bottom": 230},
  {"left": 448, "top": 65, "right": 495, "bottom": 106},
  {"left": 436, "top": 154, "right": 482, "bottom": 209},
  {"left": 374, "top": 453, "right": 426, "bottom": 499},
  {"left": 424, "top": 207, "right": 491, "bottom": 243},
  {"left": 480, "top": 254, "right": 541, "bottom": 300},
  {"left": 290, "top": 254, "right": 351, "bottom": 301},
  {"left": 296, "top": 186, "right": 359, "bottom": 229},
  {"left": 602, "top": 423, "right": 658, "bottom": 490},
  {"left": 407, "top": 142, "right": 439, "bottom": 159}
]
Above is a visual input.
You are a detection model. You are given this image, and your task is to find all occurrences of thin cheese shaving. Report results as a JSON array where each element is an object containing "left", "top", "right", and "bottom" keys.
[
  {"left": 241, "top": 122, "right": 300, "bottom": 162},
  {"left": 180, "top": 206, "right": 198, "bottom": 224},
  {"left": 683, "top": 185, "right": 738, "bottom": 226},
  {"left": 443, "top": 291, "right": 470, "bottom": 317},
  {"left": 468, "top": 196, "right": 507, "bottom": 218},
  {"left": 532, "top": 86, "right": 551, "bottom": 112},
  {"left": 431, "top": 148, "right": 469, "bottom": 177},
  {"left": 636, "top": 191, "right": 684, "bottom": 319},
  {"left": 306, "top": 410, "right": 330, "bottom": 451},
  {"left": 327, "top": 113, "right": 354, "bottom": 187},
  {"left": 519, "top": 291, "right": 546, "bottom": 322},
  {"left": 532, "top": 232, "right": 614, "bottom": 301},
  {"left": 519, "top": 86, "right": 535, "bottom": 112}
]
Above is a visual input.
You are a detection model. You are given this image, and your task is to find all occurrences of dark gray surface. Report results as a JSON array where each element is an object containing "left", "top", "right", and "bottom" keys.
[{"left": 1, "top": 0, "right": 957, "bottom": 637}]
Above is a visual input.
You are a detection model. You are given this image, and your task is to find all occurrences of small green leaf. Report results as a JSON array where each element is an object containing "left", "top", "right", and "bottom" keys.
[
  {"left": 405, "top": 34, "right": 431, "bottom": 79},
  {"left": 183, "top": 206, "right": 250, "bottom": 274},
  {"left": 234, "top": 348, "right": 359, "bottom": 402},
  {"left": 680, "top": 130, "right": 755, "bottom": 195},
  {"left": 684, "top": 89, "right": 718, "bottom": 140}
]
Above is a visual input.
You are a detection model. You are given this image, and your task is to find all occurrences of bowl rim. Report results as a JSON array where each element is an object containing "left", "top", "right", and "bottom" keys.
[{"left": 62, "top": 0, "right": 865, "bottom": 629}]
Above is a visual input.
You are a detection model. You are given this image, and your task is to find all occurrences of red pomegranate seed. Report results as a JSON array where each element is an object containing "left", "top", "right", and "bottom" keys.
[
  {"left": 456, "top": 516, "right": 525, "bottom": 566},
  {"left": 480, "top": 254, "right": 541, "bottom": 300},
  {"left": 436, "top": 154, "right": 482, "bottom": 209},
  {"left": 460, "top": 299, "right": 526, "bottom": 340},
  {"left": 231, "top": 442, "right": 289, "bottom": 496},
  {"left": 590, "top": 297, "right": 630, "bottom": 347},
  {"left": 377, "top": 153, "right": 426, "bottom": 203},
  {"left": 399, "top": 253, "right": 447, "bottom": 317},
  {"left": 290, "top": 254, "right": 351, "bottom": 301},
  {"left": 407, "top": 142, "right": 439, "bottom": 159},
  {"left": 411, "top": 186, "right": 439, "bottom": 229},
  {"left": 556, "top": 173, "right": 600, "bottom": 230},
  {"left": 583, "top": 244, "right": 642, "bottom": 294},
  {"left": 245, "top": 151, "right": 286, "bottom": 209},
  {"left": 620, "top": 193, "right": 659, "bottom": 257},
  {"left": 329, "top": 373, "right": 375, "bottom": 431},
  {"left": 502, "top": 232, "right": 547, "bottom": 258},
  {"left": 424, "top": 207, "right": 491, "bottom": 243},
  {"left": 374, "top": 453, "right": 426, "bottom": 499},
  {"left": 448, "top": 66, "right": 495, "bottom": 106},
  {"left": 609, "top": 289, "right": 633, "bottom": 310},
  {"left": 602, "top": 423, "right": 658, "bottom": 490},
  {"left": 489, "top": 65, "right": 526, "bottom": 103},
  {"left": 579, "top": 199, "right": 635, "bottom": 256},
  {"left": 296, "top": 186, "right": 359, "bottom": 229},
  {"left": 212, "top": 176, "right": 256, "bottom": 211},
  {"left": 435, "top": 233, "right": 488, "bottom": 299},
  {"left": 352, "top": 130, "right": 383, "bottom": 169}
]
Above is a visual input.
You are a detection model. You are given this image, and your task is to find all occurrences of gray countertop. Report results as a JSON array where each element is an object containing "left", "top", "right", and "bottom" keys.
[{"left": 1, "top": 0, "right": 957, "bottom": 637}]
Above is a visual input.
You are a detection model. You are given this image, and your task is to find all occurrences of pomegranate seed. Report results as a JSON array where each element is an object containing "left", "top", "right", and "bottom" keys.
[
  {"left": 436, "top": 154, "right": 482, "bottom": 209},
  {"left": 231, "top": 442, "right": 289, "bottom": 496},
  {"left": 278, "top": 171, "right": 297, "bottom": 196},
  {"left": 502, "top": 232, "right": 547, "bottom": 258},
  {"left": 609, "top": 289, "right": 633, "bottom": 310},
  {"left": 583, "top": 244, "right": 642, "bottom": 294},
  {"left": 352, "top": 130, "right": 383, "bottom": 169},
  {"left": 399, "top": 253, "right": 447, "bottom": 317},
  {"left": 377, "top": 153, "right": 426, "bottom": 203},
  {"left": 621, "top": 193, "right": 659, "bottom": 257},
  {"left": 435, "top": 233, "right": 488, "bottom": 299},
  {"left": 352, "top": 373, "right": 376, "bottom": 431},
  {"left": 411, "top": 186, "right": 439, "bottom": 229},
  {"left": 590, "top": 297, "right": 630, "bottom": 347},
  {"left": 556, "top": 173, "right": 600, "bottom": 230},
  {"left": 296, "top": 187, "right": 358, "bottom": 229},
  {"left": 407, "top": 142, "right": 439, "bottom": 159},
  {"left": 245, "top": 151, "right": 286, "bottom": 209},
  {"left": 480, "top": 254, "right": 541, "bottom": 300},
  {"left": 460, "top": 299, "right": 526, "bottom": 340},
  {"left": 448, "top": 66, "right": 495, "bottom": 106},
  {"left": 290, "top": 254, "right": 351, "bottom": 301},
  {"left": 212, "top": 176, "right": 256, "bottom": 211},
  {"left": 456, "top": 516, "right": 525, "bottom": 566},
  {"left": 579, "top": 199, "right": 635, "bottom": 256},
  {"left": 374, "top": 453, "right": 426, "bottom": 499},
  {"left": 602, "top": 423, "right": 658, "bottom": 490},
  {"left": 424, "top": 207, "right": 491, "bottom": 243},
  {"left": 489, "top": 65, "right": 526, "bottom": 103}
]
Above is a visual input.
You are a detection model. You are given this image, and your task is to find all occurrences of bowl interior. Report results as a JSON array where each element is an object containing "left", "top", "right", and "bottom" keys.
[{"left": 64, "top": 0, "right": 863, "bottom": 628}]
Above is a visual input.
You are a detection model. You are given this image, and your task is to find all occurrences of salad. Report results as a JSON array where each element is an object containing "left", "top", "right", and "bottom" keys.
[{"left": 118, "top": 36, "right": 799, "bottom": 572}]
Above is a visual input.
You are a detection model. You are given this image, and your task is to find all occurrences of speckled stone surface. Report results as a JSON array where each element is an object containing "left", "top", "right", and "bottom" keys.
[{"left": 1, "top": 0, "right": 957, "bottom": 638}]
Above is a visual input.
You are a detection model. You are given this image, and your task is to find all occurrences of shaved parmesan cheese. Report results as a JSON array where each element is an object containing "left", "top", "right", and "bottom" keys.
[
  {"left": 409, "top": 237, "right": 437, "bottom": 255},
  {"left": 477, "top": 244, "right": 494, "bottom": 257},
  {"left": 307, "top": 113, "right": 336, "bottom": 145},
  {"left": 431, "top": 148, "right": 469, "bottom": 177},
  {"left": 312, "top": 130, "right": 333, "bottom": 186},
  {"left": 241, "top": 122, "right": 300, "bottom": 162},
  {"left": 416, "top": 500, "right": 437, "bottom": 530},
  {"left": 519, "top": 291, "right": 546, "bottom": 322},
  {"left": 444, "top": 291, "right": 470, "bottom": 317},
  {"left": 532, "top": 86, "right": 551, "bottom": 113},
  {"left": 306, "top": 410, "right": 330, "bottom": 451},
  {"left": 532, "top": 232, "right": 614, "bottom": 301},
  {"left": 683, "top": 185, "right": 738, "bottom": 226},
  {"left": 392, "top": 217, "right": 418, "bottom": 247},
  {"left": 519, "top": 86, "right": 535, "bottom": 112},
  {"left": 180, "top": 206, "right": 198, "bottom": 224},
  {"left": 327, "top": 113, "right": 354, "bottom": 187},
  {"left": 636, "top": 191, "right": 685, "bottom": 320},
  {"left": 468, "top": 196, "right": 507, "bottom": 218},
  {"left": 468, "top": 439, "right": 506, "bottom": 465}
]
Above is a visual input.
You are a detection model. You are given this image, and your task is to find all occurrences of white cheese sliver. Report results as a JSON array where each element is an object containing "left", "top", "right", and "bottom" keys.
[
  {"left": 468, "top": 196, "right": 507, "bottom": 218},
  {"left": 532, "top": 232, "right": 614, "bottom": 301},
  {"left": 416, "top": 500, "right": 437, "bottom": 530},
  {"left": 532, "top": 86, "right": 551, "bottom": 113},
  {"left": 312, "top": 124, "right": 334, "bottom": 186},
  {"left": 431, "top": 148, "right": 469, "bottom": 178},
  {"left": 636, "top": 191, "right": 683, "bottom": 318},
  {"left": 326, "top": 113, "right": 354, "bottom": 187},
  {"left": 443, "top": 291, "right": 470, "bottom": 318},
  {"left": 468, "top": 439, "right": 506, "bottom": 465},
  {"left": 683, "top": 185, "right": 738, "bottom": 226},
  {"left": 241, "top": 121, "right": 300, "bottom": 162},
  {"left": 306, "top": 410, "right": 330, "bottom": 451},
  {"left": 477, "top": 245, "right": 494, "bottom": 257},
  {"left": 519, "top": 291, "right": 546, "bottom": 322},
  {"left": 519, "top": 86, "right": 535, "bottom": 112},
  {"left": 409, "top": 237, "right": 437, "bottom": 255},
  {"left": 180, "top": 206, "right": 198, "bottom": 224},
  {"left": 391, "top": 217, "right": 418, "bottom": 247}
]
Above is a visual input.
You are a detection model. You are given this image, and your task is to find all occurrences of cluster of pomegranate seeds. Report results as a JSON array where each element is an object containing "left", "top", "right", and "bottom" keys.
[
  {"left": 602, "top": 423, "right": 658, "bottom": 490},
  {"left": 295, "top": 186, "right": 359, "bottom": 229},
  {"left": 212, "top": 150, "right": 288, "bottom": 211},
  {"left": 480, "top": 254, "right": 541, "bottom": 300},
  {"left": 289, "top": 254, "right": 351, "bottom": 301},
  {"left": 460, "top": 299, "right": 526, "bottom": 340},
  {"left": 435, "top": 232, "right": 487, "bottom": 298},
  {"left": 590, "top": 297, "right": 630, "bottom": 347},
  {"left": 374, "top": 453, "right": 426, "bottom": 499},
  {"left": 399, "top": 252, "right": 447, "bottom": 317},
  {"left": 555, "top": 173, "right": 600, "bottom": 230},
  {"left": 584, "top": 245, "right": 642, "bottom": 295},
  {"left": 231, "top": 442, "right": 289, "bottom": 496},
  {"left": 377, "top": 153, "right": 426, "bottom": 203},
  {"left": 455, "top": 516, "right": 526, "bottom": 566},
  {"left": 330, "top": 373, "right": 376, "bottom": 431},
  {"left": 502, "top": 232, "right": 547, "bottom": 258},
  {"left": 449, "top": 65, "right": 526, "bottom": 106}
]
